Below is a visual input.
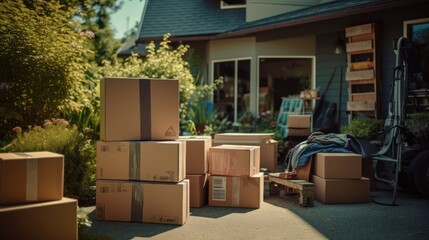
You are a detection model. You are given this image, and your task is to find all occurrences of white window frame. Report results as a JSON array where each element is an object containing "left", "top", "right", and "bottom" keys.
[{"left": 403, "top": 17, "right": 429, "bottom": 37}]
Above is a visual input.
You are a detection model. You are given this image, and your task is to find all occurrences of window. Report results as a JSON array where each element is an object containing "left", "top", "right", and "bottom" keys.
[
  {"left": 258, "top": 57, "right": 314, "bottom": 114},
  {"left": 221, "top": 0, "right": 246, "bottom": 9},
  {"left": 404, "top": 18, "right": 429, "bottom": 88},
  {"left": 213, "top": 59, "right": 251, "bottom": 122}
]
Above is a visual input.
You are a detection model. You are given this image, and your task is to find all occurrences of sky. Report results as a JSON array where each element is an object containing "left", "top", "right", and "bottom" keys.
[{"left": 110, "top": 0, "right": 146, "bottom": 39}]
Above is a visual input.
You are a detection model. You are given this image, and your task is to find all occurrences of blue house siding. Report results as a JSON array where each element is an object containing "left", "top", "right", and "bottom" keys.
[{"left": 316, "top": 32, "right": 349, "bottom": 127}]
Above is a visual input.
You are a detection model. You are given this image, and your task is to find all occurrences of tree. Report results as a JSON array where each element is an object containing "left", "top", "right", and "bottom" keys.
[{"left": 0, "top": 0, "right": 94, "bottom": 138}]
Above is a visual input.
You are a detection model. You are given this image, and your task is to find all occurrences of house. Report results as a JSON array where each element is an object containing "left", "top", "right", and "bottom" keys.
[{"left": 120, "top": 0, "right": 429, "bottom": 127}]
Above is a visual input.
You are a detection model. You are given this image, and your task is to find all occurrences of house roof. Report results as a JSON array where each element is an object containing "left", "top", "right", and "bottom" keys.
[
  {"left": 138, "top": 0, "right": 245, "bottom": 41},
  {"left": 121, "top": 0, "right": 422, "bottom": 54}
]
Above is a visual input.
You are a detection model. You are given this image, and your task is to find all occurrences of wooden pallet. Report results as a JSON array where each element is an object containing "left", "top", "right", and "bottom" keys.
[{"left": 267, "top": 173, "right": 314, "bottom": 207}]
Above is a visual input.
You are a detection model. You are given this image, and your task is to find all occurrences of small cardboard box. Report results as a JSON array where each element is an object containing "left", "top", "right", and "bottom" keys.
[
  {"left": 287, "top": 128, "right": 311, "bottom": 137},
  {"left": 287, "top": 115, "right": 311, "bottom": 129},
  {"left": 96, "top": 179, "right": 190, "bottom": 225},
  {"left": 0, "top": 151, "right": 64, "bottom": 205},
  {"left": 100, "top": 77, "right": 179, "bottom": 141},
  {"left": 213, "top": 133, "right": 277, "bottom": 172},
  {"left": 314, "top": 153, "right": 362, "bottom": 179},
  {"left": 0, "top": 197, "right": 77, "bottom": 240},
  {"left": 208, "top": 172, "right": 264, "bottom": 208},
  {"left": 179, "top": 136, "right": 211, "bottom": 174},
  {"left": 186, "top": 174, "right": 208, "bottom": 208},
  {"left": 312, "top": 175, "right": 370, "bottom": 204},
  {"left": 96, "top": 140, "right": 185, "bottom": 182},
  {"left": 209, "top": 145, "right": 260, "bottom": 177}
]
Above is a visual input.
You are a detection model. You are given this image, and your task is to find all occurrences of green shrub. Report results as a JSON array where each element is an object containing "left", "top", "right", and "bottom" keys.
[
  {"left": 2, "top": 118, "right": 96, "bottom": 205},
  {"left": 340, "top": 117, "right": 382, "bottom": 139},
  {"left": 0, "top": 1, "right": 94, "bottom": 137},
  {"left": 406, "top": 112, "right": 429, "bottom": 139}
]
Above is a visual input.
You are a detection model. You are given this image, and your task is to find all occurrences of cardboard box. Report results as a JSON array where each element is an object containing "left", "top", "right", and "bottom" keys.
[
  {"left": 186, "top": 174, "right": 208, "bottom": 208},
  {"left": 209, "top": 145, "right": 260, "bottom": 177},
  {"left": 312, "top": 175, "right": 370, "bottom": 204},
  {"left": 179, "top": 136, "right": 211, "bottom": 174},
  {"left": 0, "top": 151, "right": 64, "bottom": 205},
  {"left": 96, "top": 140, "right": 186, "bottom": 182},
  {"left": 208, "top": 172, "right": 264, "bottom": 208},
  {"left": 213, "top": 133, "right": 277, "bottom": 172},
  {"left": 287, "top": 115, "right": 311, "bottom": 128},
  {"left": 314, "top": 153, "right": 362, "bottom": 179},
  {"left": 0, "top": 197, "right": 77, "bottom": 240},
  {"left": 287, "top": 128, "right": 311, "bottom": 137},
  {"left": 96, "top": 179, "right": 190, "bottom": 225},
  {"left": 100, "top": 77, "right": 179, "bottom": 141}
]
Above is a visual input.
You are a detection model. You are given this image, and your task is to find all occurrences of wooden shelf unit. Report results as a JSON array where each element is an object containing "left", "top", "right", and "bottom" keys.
[{"left": 345, "top": 23, "right": 379, "bottom": 121}]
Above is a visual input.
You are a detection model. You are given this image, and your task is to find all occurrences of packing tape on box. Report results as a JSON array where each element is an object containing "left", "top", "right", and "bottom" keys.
[
  {"left": 129, "top": 142, "right": 141, "bottom": 180},
  {"left": 131, "top": 183, "right": 144, "bottom": 222},
  {"left": 15, "top": 153, "right": 38, "bottom": 202},
  {"left": 231, "top": 177, "right": 240, "bottom": 206},
  {"left": 140, "top": 80, "right": 151, "bottom": 140}
]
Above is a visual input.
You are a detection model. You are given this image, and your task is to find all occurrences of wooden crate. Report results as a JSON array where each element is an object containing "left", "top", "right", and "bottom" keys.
[
  {"left": 346, "top": 40, "right": 373, "bottom": 53},
  {"left": 347, "top": 101, "right": 376, "bottom": 111},
  {"left": 346, "top": 69, "right": 374, "bottom": 81},
  {"left": 346, "top": 23, "right": 373, "bottom": 37},
  {"left": 350, "top": 61, "right": 374, "bottom": 70},
  {"left": 351, "top": 92, "right": 376, "bottom": 102}
]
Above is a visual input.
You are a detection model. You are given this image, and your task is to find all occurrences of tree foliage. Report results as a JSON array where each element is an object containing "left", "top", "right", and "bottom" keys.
[{"left": 0, "top": 0, "right": 94, "bottom": 137}]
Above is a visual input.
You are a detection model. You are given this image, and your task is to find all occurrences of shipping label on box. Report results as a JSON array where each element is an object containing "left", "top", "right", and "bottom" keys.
[
  {"left": 0, "top": 151, "right": 64, "bottom": 205},
  {"left": 209, "top": 145, "right": 260, "bottom": 177},
  {"left": 0, "top": 197, "right": 77, "bottom": 240},
  {"left": 312, "top": 175, "right": 370, "bottom": 204},
  {"left": 208, "top": 172, "right": 264, "bottom": 208},
  {"left": 96, "top": 179, "right": 189, "bottom": 225},
  {"left": 179, "top": 136, "right": 211, "bottom": 174},
  {"left": 287, "top": 115, "right": 311, "bottom": 129},
  {"left": 186, "top": 174, "right": 208, "bottom": 208},
  {"left": 314, "top": 152, "right": 362, "bottom": 179},
  {"left": 100, "top": 77, "right": 179, "bottom": 141},
  {"left": 96, "top": 140, "right": 186, "bottom": 182}
]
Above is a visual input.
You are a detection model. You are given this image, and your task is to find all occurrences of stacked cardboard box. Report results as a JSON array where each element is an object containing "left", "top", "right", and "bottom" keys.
[
  {"left": 208, "top": 145, "right": 264, "bottom": 208},
  {"left": 180, "top": 136, "right": 211, "bottom": 208},
  {"left": 312, "top": 152, "right": 370, "bottom": 204},
  {"left": 213, "top": 133, "right": 278, "bottom": 172},
  {"left": 96, "top": 77, "right": 189, "bottom": 225},
  {"left": 0, "top": 152, "right": 77, "bottom": 240},
  {"left": 287, "top": 114, "right": 311, "bottom": 137}
]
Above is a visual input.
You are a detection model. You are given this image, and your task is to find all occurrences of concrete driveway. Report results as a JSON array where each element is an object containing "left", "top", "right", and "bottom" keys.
[{"left": 83, "top": 186, "right": 429, "bottom": 240}]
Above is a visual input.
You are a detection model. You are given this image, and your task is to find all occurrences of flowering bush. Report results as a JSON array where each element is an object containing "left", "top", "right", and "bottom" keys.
[
  {"left": 3, "top": 119, "right": 96, "bottom": 205},
  {"left": 100, "top": 33, "right": 221, "bottom": 128}
]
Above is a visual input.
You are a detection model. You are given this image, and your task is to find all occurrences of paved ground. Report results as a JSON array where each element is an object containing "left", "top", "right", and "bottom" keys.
[{"left": 84, "top": 185, "right": 429, "bottom": 240}]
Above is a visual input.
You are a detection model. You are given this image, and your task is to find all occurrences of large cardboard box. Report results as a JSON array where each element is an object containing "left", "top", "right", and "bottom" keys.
[
  {"left": 186, "top": 174, "right": 208, "bottom": 208},
  {"left": 96, "top": 179, "right": 190, "bottom": 225},
  {"left": 100, "top": 77, "right": 179, "bottom": 141},
  {"left": 96, "top": 140, "right": 186, "bottom": 182},
  {"left": 287, "top": 115, "right": 311, "bottom": 128},
  {"left": 208, "top": 172, "right": 264, "bottom": 208},
  {"left": 209, "top": 145, "right": 260, "bottom": 177},
  {"left": 314, "top": 153, "right": 362, "bottom": 179},
  {"left": 0, "top": 151, "right": 64, "bottom": 205},
  {"left": 0, "top": 197, "right": 77, "bottom": 240},
  {"left": 313, "top": 175, "right": 370, "bottom": 204},
  {"left": 179, "top": 136, "right": 211, "bottom": 174},
  {"left": 213, "top": 133, "right": 277, "bottom": 172}
]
